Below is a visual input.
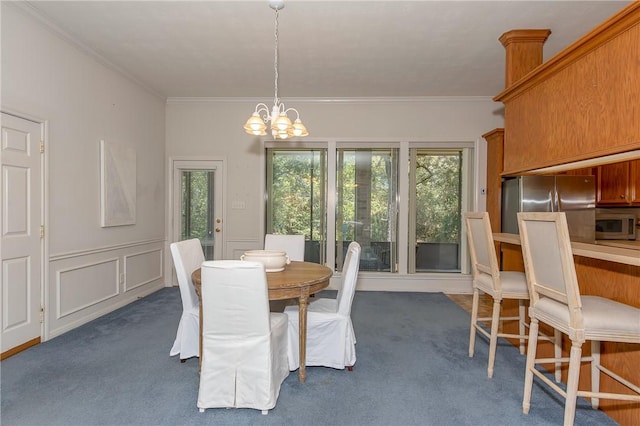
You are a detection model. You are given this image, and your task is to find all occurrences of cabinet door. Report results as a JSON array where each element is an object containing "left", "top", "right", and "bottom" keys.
[
  {"left": 597, "top": 162, "right": 630, "bottom": 204},
  {"left": 631, "top": 159, "right": 640, "bottom": 204}
]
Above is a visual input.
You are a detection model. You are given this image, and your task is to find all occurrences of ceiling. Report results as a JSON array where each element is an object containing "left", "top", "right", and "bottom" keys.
[{"left": 20, "top": 0, "right": 631, "bottom": 99}]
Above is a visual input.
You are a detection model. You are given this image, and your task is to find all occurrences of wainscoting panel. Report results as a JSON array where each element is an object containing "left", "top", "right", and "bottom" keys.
[
  {"left": 124, "top": 248, "right": 163, "bottom": 292},
  {"left": 47, "top": 240, "right": 165, "bottom": 340},
  {"left": 56, "top": 258, "right": 120, "bottom": 319}
]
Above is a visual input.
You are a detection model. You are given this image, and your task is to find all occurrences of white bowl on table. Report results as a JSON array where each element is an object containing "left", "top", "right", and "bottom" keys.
[{"left": 240, "top": 250, "right": 290, "bottom": 272}]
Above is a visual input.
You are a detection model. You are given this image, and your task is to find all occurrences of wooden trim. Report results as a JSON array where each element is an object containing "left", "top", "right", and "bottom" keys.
[
  {"left": 1, "top": 337, "right": 40, "bottom": 360},
  {"left": 502, "top": 143, "right": 640, "bottom": 176},
  {"left": 499, "top": 29, "right": 551, "bottom": 87},
  {"left": 521, "top": 149, "right": 640, "bottom": 175},
  {"left": 495, "top": 2, "right": 640, "bottom": 103},
  {"left": 498, "top": 29, "right": 552, "bottom": 46},
  {"left": 481, "top": 128, "right": 504, "bottom": 141}
]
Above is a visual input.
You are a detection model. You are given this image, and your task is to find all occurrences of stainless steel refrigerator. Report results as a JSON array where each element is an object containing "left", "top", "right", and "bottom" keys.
[{"left": 501, "top": 175, "right": 596, "bottom": 242}]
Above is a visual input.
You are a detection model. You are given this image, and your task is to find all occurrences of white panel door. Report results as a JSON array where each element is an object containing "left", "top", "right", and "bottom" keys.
[{"left": 1, "top": 113, "right": 43, "bottom": 354}]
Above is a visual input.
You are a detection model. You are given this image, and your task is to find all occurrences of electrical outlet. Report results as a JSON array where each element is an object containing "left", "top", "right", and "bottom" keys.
[{"left": 119, "top": 273, "right": 125, "bottom": 284}]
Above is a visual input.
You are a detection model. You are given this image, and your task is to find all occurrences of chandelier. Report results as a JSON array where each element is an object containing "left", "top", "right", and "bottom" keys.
[{"left": 243, "top": 0, "right": 309, "bottom": 139}]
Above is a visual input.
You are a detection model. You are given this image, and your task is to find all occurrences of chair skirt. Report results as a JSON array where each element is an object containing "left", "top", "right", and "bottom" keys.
[
  {"left": 169, "top": 305, "right": 199, "bottom": 360},
  {"left": 285, "top": 299, "right": 356, "bottom": 370},
  {"left": 197, "top": 313, "right": 289, "bottom": 412}
]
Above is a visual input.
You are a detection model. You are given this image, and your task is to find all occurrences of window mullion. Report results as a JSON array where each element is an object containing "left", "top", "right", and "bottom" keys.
[
  {"left": 404, "top": 145, "right": 414, "bottom": 274},
  {"left": 326, "top": 140, "right": 337, "bottom": 271}
]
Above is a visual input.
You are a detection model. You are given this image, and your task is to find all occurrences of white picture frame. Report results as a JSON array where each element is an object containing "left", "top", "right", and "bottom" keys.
[{"left": 100, "top": 140, "right": 136, "bottom": 227}]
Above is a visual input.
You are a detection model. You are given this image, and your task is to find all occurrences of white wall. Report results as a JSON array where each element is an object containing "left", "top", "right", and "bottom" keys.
[
  {"left": 166, "top": 97, "right": 504, "bottom": 293},
  {"left": 1, "top": 4, "right": 166, "bottom": 339}
]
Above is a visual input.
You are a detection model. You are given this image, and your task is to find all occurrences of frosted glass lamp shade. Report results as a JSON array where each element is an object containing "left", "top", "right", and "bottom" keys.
[
  {"left": 244, "top": 113, "right": 267, "bottom": 136},
  {"left": 272, "top": 114, "right": 292, "bottom": 132},
  {"left": 291, "top": 119, "right": 309, "bottom": 137}
]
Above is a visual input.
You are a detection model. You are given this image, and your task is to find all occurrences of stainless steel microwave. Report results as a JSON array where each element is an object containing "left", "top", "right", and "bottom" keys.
[{"left": 595, "top": 213, "right": 637, "bottom": 240}]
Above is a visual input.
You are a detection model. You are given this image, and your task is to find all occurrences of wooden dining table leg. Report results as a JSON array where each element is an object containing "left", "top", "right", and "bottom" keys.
[{"left": 298, "top": 286, "right": 310, "bottom": 383}]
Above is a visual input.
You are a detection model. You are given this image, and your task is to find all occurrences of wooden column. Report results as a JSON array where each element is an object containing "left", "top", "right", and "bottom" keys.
[
  {"left": 484, "top": 29, "right": 550, "bottom": 227},
  {"left": 482, "top": 128, "right": 504, "bottom": 234},
  {"left": 499, "top": 29, "right": 551, "bottom": 87}
]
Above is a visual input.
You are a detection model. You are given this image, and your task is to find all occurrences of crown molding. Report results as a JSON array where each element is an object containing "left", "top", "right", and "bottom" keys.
[{"left": 166, "top": 96, "right": 495, "bottom": 104}]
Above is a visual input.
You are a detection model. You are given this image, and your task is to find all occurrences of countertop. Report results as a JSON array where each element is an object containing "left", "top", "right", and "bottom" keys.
[
  {"left": 594, "top": 239, "right": 640, "bottom": 250},
  {"left": 493, "top": 233, "right": 640, "bottom": 267}
]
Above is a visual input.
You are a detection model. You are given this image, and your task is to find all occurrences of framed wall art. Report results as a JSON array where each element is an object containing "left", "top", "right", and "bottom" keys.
[{"left": 100, "top": 140, "right": 136, "bottom": 227}]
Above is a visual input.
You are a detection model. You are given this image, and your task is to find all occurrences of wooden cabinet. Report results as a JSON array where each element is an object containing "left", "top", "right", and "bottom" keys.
[
  {"left": 631, "top": 159, "right": 639, "bottom": 204},
  {"left": 596, "top": 160, "right": 640, "bottom": 205},
  {"left": 494, "top": 4, "right": 640, "bottom": 174}
]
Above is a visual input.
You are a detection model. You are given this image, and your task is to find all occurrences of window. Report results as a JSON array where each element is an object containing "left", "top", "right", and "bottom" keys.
[
  {"left": 409, "top": 149, "right": 466, "bottom": 272},
  {"left": 266, "top": 149, "right": 327, "bottom": 263},
  {"left": 336, "top": 148, "right": 398, "bottom": 272},
  {"left": 266, "top": 142, "right": 473, "bottom": 279}
]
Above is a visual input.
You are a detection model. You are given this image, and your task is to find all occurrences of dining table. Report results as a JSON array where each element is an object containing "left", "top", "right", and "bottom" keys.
[{"left": 191, "top": 260, "right": 333, "bottom": 383}]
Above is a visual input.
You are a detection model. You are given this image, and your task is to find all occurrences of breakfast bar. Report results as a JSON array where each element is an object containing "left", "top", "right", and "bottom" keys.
[{"left": 493, "top": 233, "right": 640, "bottom": 267}]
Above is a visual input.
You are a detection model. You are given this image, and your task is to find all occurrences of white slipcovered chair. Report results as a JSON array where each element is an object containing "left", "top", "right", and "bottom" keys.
[
  {"left": 284, "top": 241, "right": 361, "bottom": 371},
  {"left": 169, "top": 238, "right": 204, "bottom": 362},
  {"left": 197, "top": 260, "right": 289, "bottom": 415},
  {"left": 518, "top": 212, "right": 640, "bottom": 426},
  {"left": 264, "top": 234, "right": 305, "bottom": 262},
  {"left": 464, "top": 212, "right": 559, "bottom": 379}
]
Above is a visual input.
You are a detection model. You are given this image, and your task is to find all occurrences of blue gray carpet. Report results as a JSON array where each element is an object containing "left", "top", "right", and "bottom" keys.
[{"left": 1, "top": 288, "right": 617, "bottom": 425}]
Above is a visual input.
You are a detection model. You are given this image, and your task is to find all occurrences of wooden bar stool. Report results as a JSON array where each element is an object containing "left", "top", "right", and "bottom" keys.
[
  {"left": 518, "top": 212, "right": 640, "bottom": 426},
  {"left": 464, "top": 212, "right": 560, "bottom": 379}
]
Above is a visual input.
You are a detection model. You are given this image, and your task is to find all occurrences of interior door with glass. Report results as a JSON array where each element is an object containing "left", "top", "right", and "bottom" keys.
[{"left": 172, "top": 160, "right": 224, "bottom": 264}]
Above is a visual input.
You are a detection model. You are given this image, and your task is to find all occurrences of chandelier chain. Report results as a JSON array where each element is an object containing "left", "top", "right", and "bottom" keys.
[{"left": 273, "top": 8, "right": 280, "bottom": 107}]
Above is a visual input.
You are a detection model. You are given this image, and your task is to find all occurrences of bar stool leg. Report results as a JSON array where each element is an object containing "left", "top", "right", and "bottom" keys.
[
  {"left": 468, "top": 289, "right": 480, "bottom": 358},
  {"left": 523, "top": 319, "right": 539, "bottom": 415},
  {"left": 591, "top": 340, "right": 601, "bottom": 409},
  {"left": 487, "top": 299, "right": 502, "bottom": 378},
  {"left": 564, "top": 342, "right": 583, "bottom": 426}
]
